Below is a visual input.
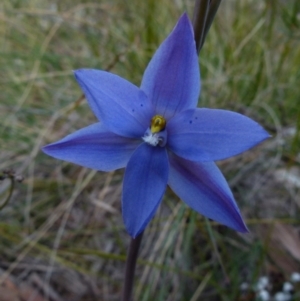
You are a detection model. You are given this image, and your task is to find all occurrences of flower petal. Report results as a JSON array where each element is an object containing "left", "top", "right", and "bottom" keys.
[
  {"left": 140, "top": 13, "right": 200, "bottom": 120},
  {"left": 74, "top": 69, "right": 154, "bottom": 138},
  {"left": 168, "top": 153, "right": 248, "bottom": 232},
  {"left": 167, "top": 108, "right": 270, "bottom": 161},
  {"left": 122, "top": 143, "right": 169, "bottom": 237},
  {"left": 42, "top": 123, "right": 140, "bottom": 171}
]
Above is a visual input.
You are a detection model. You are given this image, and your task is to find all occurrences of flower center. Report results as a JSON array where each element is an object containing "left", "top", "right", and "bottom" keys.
[
  {"left": 150, "top": 115, "right": 166, "bottom": 133},
  {"left": 142, "top": 115, "right": 167, "bottom": 147}
]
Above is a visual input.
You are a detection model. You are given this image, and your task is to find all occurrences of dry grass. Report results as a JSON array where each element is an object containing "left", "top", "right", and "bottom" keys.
[{"left": 0, "top": 0, "right": 300, "bottom": 300}]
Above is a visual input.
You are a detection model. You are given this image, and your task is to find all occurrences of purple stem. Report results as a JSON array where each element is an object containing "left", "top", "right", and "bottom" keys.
[{"left": 121, "top": 232, "right": 144, "bottom": 301}]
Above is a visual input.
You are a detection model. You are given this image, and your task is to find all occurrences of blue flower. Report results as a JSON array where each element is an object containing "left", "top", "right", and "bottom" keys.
[{"left": 43, "top": 14, "right": 269, "bottom": 238}]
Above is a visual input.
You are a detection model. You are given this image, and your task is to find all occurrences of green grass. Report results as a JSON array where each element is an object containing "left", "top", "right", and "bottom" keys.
[{"left": 0, "top": 0, "right": 300, "bottom": 300}]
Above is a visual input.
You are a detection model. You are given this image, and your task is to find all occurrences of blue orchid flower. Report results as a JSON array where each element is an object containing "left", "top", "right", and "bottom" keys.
[{"left": 43, "top": 14, "right": 269, "bottom": 238}]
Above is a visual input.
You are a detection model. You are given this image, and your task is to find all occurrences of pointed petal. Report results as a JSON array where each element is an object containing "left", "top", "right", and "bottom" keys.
[
  {"left": 168, "top": 153, "right": 248, "bottom": 232},
  {"left": 42, "top": 123, "right": 140, "bottom": 171},
  {"left": 141, "top": 13, "right": 200, "bottom": 120},
  {"left": 75, "top": 69, "right": 154, "bottom": 138},
  {"left": 167, "top": 108, "right": 270, "bottom": 162},
  {"left": 122, "top": 143, "right": 169, "bottom": 237}
]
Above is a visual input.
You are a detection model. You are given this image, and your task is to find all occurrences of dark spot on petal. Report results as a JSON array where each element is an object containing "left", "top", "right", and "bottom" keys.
[
  {"left": 195, "top": 116, "right": 198, "bottom": 120},
  {"left": 140, "top": 104, "right": 144, "bottom": 107},
  {"left": 132, "top": 109, "right": 135, "bottom": 112},
  {"left": 189, "top": 120, "right": 192, "bottom": 124}
]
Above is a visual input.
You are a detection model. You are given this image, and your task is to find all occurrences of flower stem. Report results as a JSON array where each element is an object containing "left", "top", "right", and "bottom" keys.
[
  {"left": 121, "top": 231, "right": 144, "bottom": 301},
  {"left": 192, "top": 0, "right": 222, "bottom": 53}
]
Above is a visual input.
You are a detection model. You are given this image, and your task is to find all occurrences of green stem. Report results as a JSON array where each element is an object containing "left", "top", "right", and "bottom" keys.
[
  {"left": 205, "top": 218, "right": 229, "bottom": 283},
  {"left": 121, "top": 231, "right": 144, "bottom": 301}
]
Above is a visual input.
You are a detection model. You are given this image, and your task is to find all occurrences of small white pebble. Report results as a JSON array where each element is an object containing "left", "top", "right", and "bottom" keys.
[
  {"left": 291, "top": 272, "right": 300, "bottom": 283},
  {"left": 283, "top": 282, "right": 293, "bottom": 292},
  {"left": 274, "top": 292, "right": 292, "bottom": 301},
  {"left": 240, "top": 282, "right": 249, "bottom": 291},
  {"left": 257, "top": 289, "right": 270, "bottom": 301},
  {"left": 256, "top": 276, "right": 269, "bottom": 291}
]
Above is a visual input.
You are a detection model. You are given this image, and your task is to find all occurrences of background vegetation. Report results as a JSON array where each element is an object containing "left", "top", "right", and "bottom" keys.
[{"left": 0, "top": 0, "right": 300, "bottom": 300}]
